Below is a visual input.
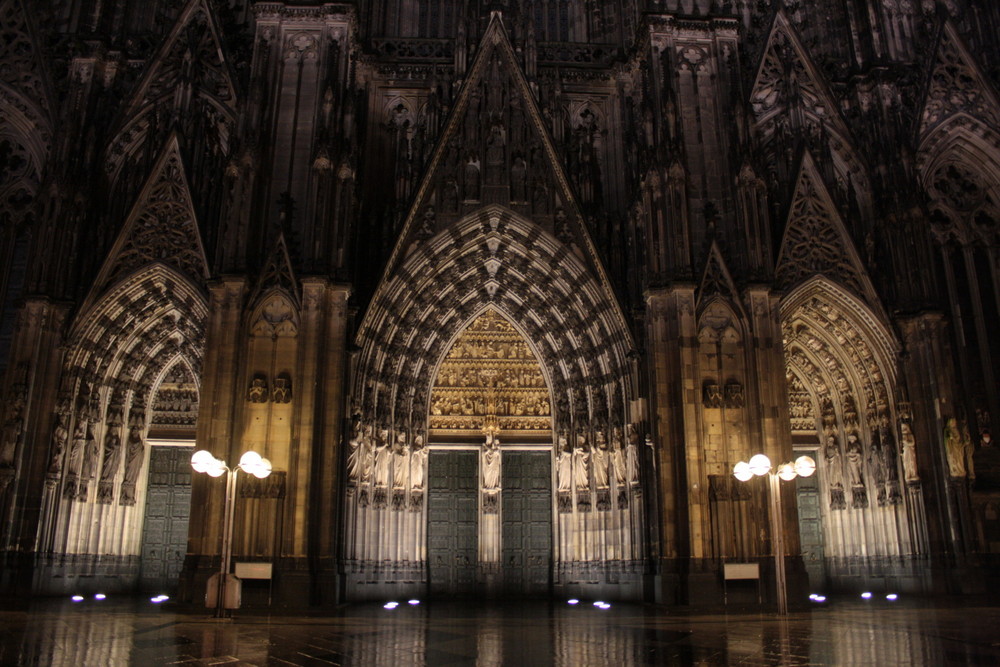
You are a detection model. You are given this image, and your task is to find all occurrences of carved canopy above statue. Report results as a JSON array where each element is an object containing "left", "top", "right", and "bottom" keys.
[{"left": 429, "top": 308, "right": 551, "bottom": 437}]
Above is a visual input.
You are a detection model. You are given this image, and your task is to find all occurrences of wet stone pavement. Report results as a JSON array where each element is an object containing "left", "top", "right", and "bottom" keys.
[{"left": 1, "top": 595, "right": 999, "bottom": 666}]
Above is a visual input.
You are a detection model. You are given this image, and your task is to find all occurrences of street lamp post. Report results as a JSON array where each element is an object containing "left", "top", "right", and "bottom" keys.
[
  {"left": 732, "top": 453, "right": 816, "bottom": 615},
  {"left": 191, "top": 449, "right": 272, "bottom": 618}
]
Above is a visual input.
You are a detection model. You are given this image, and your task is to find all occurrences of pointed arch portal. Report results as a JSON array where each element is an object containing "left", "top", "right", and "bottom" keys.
[
  {"left": 345, "top": 206, "right": 646, "bottom": 600},
  {"left": 780, "top": 278, "right": 927, "bottom": 591}
]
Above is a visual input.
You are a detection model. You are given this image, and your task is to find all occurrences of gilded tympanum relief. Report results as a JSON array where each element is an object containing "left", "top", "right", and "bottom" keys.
[{"left": 429, "top": 309, "right": 550, "bottom": 437}]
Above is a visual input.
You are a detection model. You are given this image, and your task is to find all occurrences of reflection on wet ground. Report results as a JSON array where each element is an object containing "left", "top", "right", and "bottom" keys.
[{"left": 1, "top": 595, "right": 999, "bottom": 666}]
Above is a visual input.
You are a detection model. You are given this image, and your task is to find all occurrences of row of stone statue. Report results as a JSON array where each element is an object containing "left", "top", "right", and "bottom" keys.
[
  {"left": 346, "top": 420, "right": 646, "bottom": 514},
  {"left": 346, "top": 423, "right": 429, "bottom": 512},
  {"left": 434, "top": 366, "right": 546, "bottom": 388},
  {"left": 445, "top": 339, "right": 535, "bottom": 361},
  {"left": 247, "top": 373, "right": 293, "bottom": 404},
  {"left": 823, "top": 417, "right": 910, "bottom": 510},
  {"left": 428, "top": 415, "right": 551, "bottom": 431},
  {"left": 943, "top": 417, "right": 977, "bottom": 479},
  {"left": 702, "top": 382, "right": 745, "bottom": 410},
  {"left": 429, "top": 393, "right": 550, "bottom": 418},
  {"left": 553, "top": 427, "right": 644, "bottom": 513},
  {"left": 822, "top": 415, "right": 980, "bottom": 510},
  {"left": 45, "top": 400, "right": 149, "bottom": 507}
]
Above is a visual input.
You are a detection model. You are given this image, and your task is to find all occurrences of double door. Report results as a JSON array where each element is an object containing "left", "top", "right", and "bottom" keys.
[{"left": 427, "top": 450, "right": 552, "bottom": 597}]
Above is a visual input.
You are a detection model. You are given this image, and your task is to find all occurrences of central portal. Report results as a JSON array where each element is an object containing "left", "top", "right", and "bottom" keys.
[
  {"left": 426, "top": 449, "right": 552, "bottom": 598},
  {"left": 425, "top": 308, "right": 554, "bottom": 597}
]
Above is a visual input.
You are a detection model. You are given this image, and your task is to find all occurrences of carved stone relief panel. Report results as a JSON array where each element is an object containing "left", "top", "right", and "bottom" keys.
[{"left": 429, "top": 308, "right": 551, "bottom": 437}]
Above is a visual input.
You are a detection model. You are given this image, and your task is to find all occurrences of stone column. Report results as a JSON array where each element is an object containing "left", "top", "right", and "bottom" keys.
[
  {"left": 0, "top": 298, "right": 69, "bottom": 589},
  {"left": 645, "top": 285, "right": 697, "bottom": 602},
  {"left": 747, "top": 287, "right": 800, "bottom": 558},
  {"left": 302, "top": 280, "right": 351, "bottom": 602},
  {"left": 897, "top": 313, "right": 966, "bottom": 559},
  {"left": 186, "top": 280, "right": 246, "bottom": 570}
]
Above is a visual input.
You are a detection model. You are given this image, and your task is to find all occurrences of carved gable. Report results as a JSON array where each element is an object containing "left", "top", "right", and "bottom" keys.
[
  {"left": 919, "top": 22, "right": 1000, "bottom": 138},
  {"left": 697, "top": 242, "right": 741, "bottom": 308},
  {"left": 248, "top": 232, "right": 300, "bottom": 338},
  {"left": 124, "top": 0, "right": 236, "bottom": 118},
  {"left": 751, "top": 12, "right": 847, "bottom": 137},
  {"left": 775, "top": 153, "right": 876, "bottom": 306},
  {"left": 0, "top": 0, "right": 53, "bottom": 123},
  {"left": 249, "top": 232, "right": 300, "bottom": 309},
  {"left": 383, "top": 15, "right": 603, "bottom": 281},
  {"left": 106, "top": 0, "right": 236, "bottom": 182},
  {"left": 90, "top": 135, "right": 210, "bottom": 300}
]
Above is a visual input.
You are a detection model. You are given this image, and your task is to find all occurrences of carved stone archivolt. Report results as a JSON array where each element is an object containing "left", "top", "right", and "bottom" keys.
[
  {"left": 353, "top": 206, "right": 634, "bottom": 444},
  {"left": 781, "top": 280, "right": 917, "bottom": 557},
  {"left": 35, "top": 256, "right": 207, "bottom": 561}
]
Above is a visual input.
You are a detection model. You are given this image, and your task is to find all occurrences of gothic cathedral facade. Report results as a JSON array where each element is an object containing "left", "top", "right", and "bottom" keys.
[{"left": 0, "top": 0, "right": 998, "bottom": 606}]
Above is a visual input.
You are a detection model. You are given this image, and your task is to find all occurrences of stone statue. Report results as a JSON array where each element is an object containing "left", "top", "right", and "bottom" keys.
[
  {"left": 824, "top": 435, "right": 844, "bottom": 489},
  {"left": 880, "top": 417, "right": 899, "bottom": 483},
  {"left": 961, "top": 420, "right": 975, "bottom": 480},
  {"left": 346, "top": 421, "right": 364, "bottom": 483},
  {"left": 900, "top": 422, "right": 919, "bottom": 482},
  {"left": 626, "top": 426, "right": 640, "bottom": 486},
  {"left": 0, "top": 392, "right": 26, "bottom": 468},
  {"left": 373, "top": 429, "right": 392, "bottom": 488},
  {"left": 80, "top": 422, "right": 99, "bottom": 497},
  {"left": 248, "top": 376, "right": 268, "bottom": 403},
  {"left": 846, "top": 433, "right": 864, "bottom": 488},
  {"left": 360, "top": 424, "right": 375, "bottom": 483},
  {"left": 703, "top": 383, "right": 722, "bottom": 408},
  {"left": 410, "top": 435, "right": 427, "bottom": 491},
  {"left": 573, "top": 434, "right": 590, "bottom": 491},
  {"left": 272, "top": 376, "right": 292, "bottom": 403},
  {"left": 611, "top": 428, "right": 627, "bottom": 486},
  {"left": 47, "top": 415, "right": 69, "bottom": 477},
  {"left": 66, "top": 420, "right": 87, "bottom": 476},
  {"left": 120, "top": 425, "right": 146, "bottom": 506},
  {"left": 556, "top": 436, "right": 572, "bottom": 493},
  {"left": 482, "top": 435, "right": 500, "bottom": 490},
  {"left": 98, "top": 427, "right": 123, "bottom": 504},
  {"left": 944, "top": 417, "right": 973, "bottom": 478},
  {"left": 63, "top": 420, "right": 87, "bottom": 500},
  {"left": 868, "top": 430, "right": 886, "bottom": 487},
  {"left": 824, "top": 434, "right": 846, "bottom": 509},
  {"left": 592, "top": 431, "right": 610, "bottom": 489},
  {"left": 392, "top": 433, "right": 410, "bottom": 489},
  {"left": 868, "top": 429, "right": 888, "bottom": 505}
]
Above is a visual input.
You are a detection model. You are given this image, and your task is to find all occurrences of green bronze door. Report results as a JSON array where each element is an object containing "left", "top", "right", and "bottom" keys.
[
  {"left": 501, "top": 451, "right": 552, "bottom": 597},
  {"left": 139, "top": 446, "right": 193, "bottom": 592},
  {"left": 427, "top": 450, "right": 478, "bottom": 597}
]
